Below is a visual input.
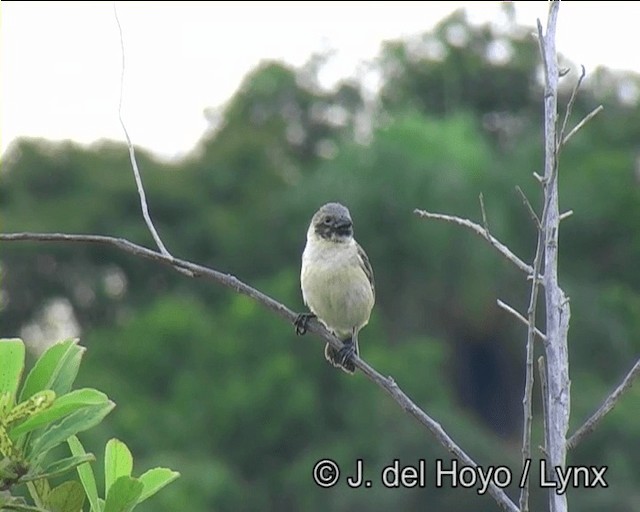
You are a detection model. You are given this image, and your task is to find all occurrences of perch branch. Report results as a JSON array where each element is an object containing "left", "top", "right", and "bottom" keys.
[{"left": 0, "top": 231, "right": 518, "bottom": 512}]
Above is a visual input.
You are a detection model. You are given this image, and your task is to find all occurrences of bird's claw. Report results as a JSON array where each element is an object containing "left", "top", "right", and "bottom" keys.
[
  {"left": 337, "top": 342, "right": 356, "bottom": 372},
  {"left": 294, "top": 312, "right": 316, "bottom": 335}
]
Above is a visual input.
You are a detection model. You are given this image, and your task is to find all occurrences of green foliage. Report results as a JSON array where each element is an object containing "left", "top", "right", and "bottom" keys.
[
  {"left": 378, "top": 9, "right": 540, "bottom": 119},
  {"left": 0, "top": 339, "right": 178, "bottom": 512}
]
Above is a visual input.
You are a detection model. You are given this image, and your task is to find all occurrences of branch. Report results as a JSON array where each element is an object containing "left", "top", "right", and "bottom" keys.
[
  {"left": 0, "top": 231, "right": 519, "bottom": 512},
  {"left": 414, "top": 209, "right": 534, "bottom": 277},
  {"left": 415, "top": 188, "right": 547, "bottom": 512},
  {"left": 558, "top": 65, "right": 586, "bottom": 145},
  {"left": 515, "top": 186, "right": 541, "bottom": 230},
  {"left": 496, "top": 300, "right": 546, "bottom": 342},
  {"left": 539, "top": 5, "right": 571, "bottom": 512},
  {"left": 113, "top": 5, "right": 174, "bottom": 261},
  {"left": 558, "top": 210, "right": 574, "bottom": 222},
  {"left": 561, "top": 105, "right": 604, "bottom": 146},
  {"left": 554, "top": 57, "right": 603, "bottom": 149},
  {"left": 518, "top": 179, "right": 546, "bottom": 512},
  {"left": 479, "top": 193, "right": 490, "bottom": 234},
  {"left": 567, "top": 358, "right": 640, "bottom": 451}
]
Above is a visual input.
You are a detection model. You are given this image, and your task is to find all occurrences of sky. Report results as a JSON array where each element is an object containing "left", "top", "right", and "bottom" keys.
[{"left": 2, "top": 2, "right": 640, "bottom": 161}]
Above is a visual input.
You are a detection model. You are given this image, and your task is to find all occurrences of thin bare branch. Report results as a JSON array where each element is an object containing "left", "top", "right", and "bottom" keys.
[
  {"left": 536, "top": 19, "right": 549, "bottom": 86},
  {"left": 533, "top": 171, "right": 545, "bottom": 185},
  {"left": 559, "top": 210, "right": 574, "bottom": 221},
  {"left": 515, "top": 186, "right": 541, "bottom": 229},
  {"left": 479, "top": 193, "right": 490, "bottom": 234},
  {"left": 0, "top": 231, "right": 519, "bottom": 512},
  {"left": 567, "top": 359, "right": 640, "bottom": 451},
  {"left": 413, "top": 209, "right": 534, "bottom": 277},
  {"left": 559, "top": 65, "right": 586, "bottom": 145},
  {"left": 518, "top": 203, "right": 546, "bottom": 512},
  {"left": 113, "top": 5, "right": 173, "bottom": 260},
  {"left": 496, "top": 300, "right": 546, "bottom": 341},
  {"left": 562, "top": 105, "right": 604, "bottom": 146}
]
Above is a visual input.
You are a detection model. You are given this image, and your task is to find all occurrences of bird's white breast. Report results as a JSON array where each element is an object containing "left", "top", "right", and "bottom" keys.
[{"left": 301, "top": 236, "right": 374, "bottom": 338}]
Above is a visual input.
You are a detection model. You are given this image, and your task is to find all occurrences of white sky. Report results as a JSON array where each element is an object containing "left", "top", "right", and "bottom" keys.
[{"left": 2, "top": 2, "right": 639, "bottom": 161}]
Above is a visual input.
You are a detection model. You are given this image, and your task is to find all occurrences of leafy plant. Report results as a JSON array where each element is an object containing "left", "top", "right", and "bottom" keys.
[{"left": 0, "top": 338, "right": 179, "bottom": 512}]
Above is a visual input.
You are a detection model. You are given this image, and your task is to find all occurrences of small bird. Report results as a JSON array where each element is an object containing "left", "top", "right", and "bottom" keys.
[{"left": 295, "top": 202, "right": 375, "bottom": 373}]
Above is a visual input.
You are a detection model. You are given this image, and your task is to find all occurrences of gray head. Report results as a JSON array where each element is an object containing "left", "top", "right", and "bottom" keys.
[{"left": 310, "top": 202, "right": 354, "bottom": 242}]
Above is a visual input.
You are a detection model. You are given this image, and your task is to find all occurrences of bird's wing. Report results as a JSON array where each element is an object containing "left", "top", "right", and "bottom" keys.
[{"left": 356, "top": 242, "right": 375, "bottom": 299}]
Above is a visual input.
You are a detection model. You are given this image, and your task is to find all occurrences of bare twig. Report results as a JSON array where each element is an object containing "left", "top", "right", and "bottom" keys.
[
  {"left": 559, "top": 210, "right": 574, "bottom": 221},
  {"left": 559, "top": 65, "right": 586, "bottom": 145},
  {"left": 0, "top": 231, "right": 518, "bottom": 512},
  {"left": 479, "top": 193, "right": 490, "bottom": 234},
  {"left": 518, "top": 185, "right": 546, "bottom": 512},
  {"left": 113, "top": 5, "right": 172, "bottom": 260},
  {"left": 562, "top": 105, "right": 604, "bottom": 146},
  {"left": 414, "top": 209, "right": 534, "bottom": 277},
  {"left": 515, "top": 186, "right": 541, "bottom": 229},
  {"left": 536, "top": 19, "right": 549, "bottom": 86},
  {"left": 496, "top": 300, "right": 546, "bottom": 341},
  {"left": 567, "top": 359, "right": 640, "bottom": 451}
]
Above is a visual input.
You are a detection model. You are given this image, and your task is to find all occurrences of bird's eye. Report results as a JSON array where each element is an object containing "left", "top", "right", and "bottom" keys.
[{"left": 323, "top": 217, "right": 332, "bottom": 225}]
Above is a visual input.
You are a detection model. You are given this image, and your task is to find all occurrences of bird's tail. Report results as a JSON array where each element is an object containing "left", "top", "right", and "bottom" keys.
[{"left": 324, "top": 332, "right": 359, "bottom": 374}]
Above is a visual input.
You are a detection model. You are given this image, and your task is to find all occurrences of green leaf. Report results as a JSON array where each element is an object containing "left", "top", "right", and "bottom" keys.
[
  {"left": 0, "top": 391, "right": 13, "bottom": 417},
  {"left": 103, "top": 476, "right": 143, "bottom": 512},
  {"left": 20, "top": 453, "right": 96, "bottom": 482},
  {"left": 104, "top": 439, "right": 133, "bottom": 492},
  {"left": 10, "top": 389, "right": 109, "bottom": 439},
  {"left": 0, "top": 338, "right": 25, "bottom": 404},
  {"left": 0, "top": 424, "right": 18, "bottom": 459},
  {"left": 20, "top": 339, "right": 84, "bottom": 401},
  {"left": 5, "top": 391, "right": 56, "bottom": 427},
  {"left": 29, "top": 402, "right": 115, "bottom": 459},
  {"left": 28, "top": 478, "right": 51, "bottom": 506},
  {"left": 138, "top": 467, "right": 180, "bottom": 503},
  {"left": 0, "top": 501, "right": 51, "bottom": 512},
  {"left": 46, "top": 480, "right": 85, "bottom": 512},
  {"left": 68, "top": 436, "right": 100, "bottom": 512}
]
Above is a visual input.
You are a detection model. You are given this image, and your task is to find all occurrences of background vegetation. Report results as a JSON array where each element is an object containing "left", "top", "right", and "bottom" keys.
[{"left": 2, "top": 9, "right": 639, "bottom": 511}]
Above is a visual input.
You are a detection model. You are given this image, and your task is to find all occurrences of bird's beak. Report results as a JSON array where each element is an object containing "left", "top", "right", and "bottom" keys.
[
  {"left": 334, "top": 218, "right": 352, "bottom": 229},
  {"left": 334, "top": 217, "right": 353, "bottom": 236}
]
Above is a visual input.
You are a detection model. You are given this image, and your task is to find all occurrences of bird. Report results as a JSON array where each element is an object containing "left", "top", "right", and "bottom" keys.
[{"left": 294, "top": 202, "right": 375, "bottom": 373}]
